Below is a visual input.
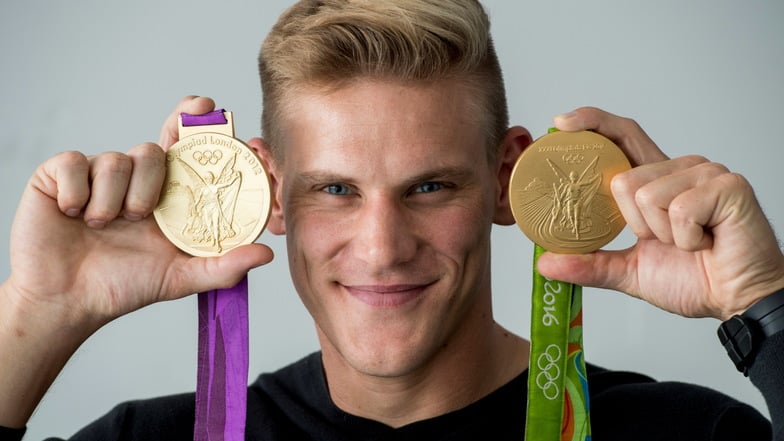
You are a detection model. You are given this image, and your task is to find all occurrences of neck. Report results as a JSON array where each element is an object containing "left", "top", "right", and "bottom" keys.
[{"left": 320, "top": 321, "right": 530, "bottom": 428}]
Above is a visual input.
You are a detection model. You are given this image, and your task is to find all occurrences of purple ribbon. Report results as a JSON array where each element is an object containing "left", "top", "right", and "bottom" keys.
[
  {"left": 182, "top": 109, "right": 228, "bottom": 127},
  {"left": 194, "top": 276, "right": 249, "bottom": 441}
]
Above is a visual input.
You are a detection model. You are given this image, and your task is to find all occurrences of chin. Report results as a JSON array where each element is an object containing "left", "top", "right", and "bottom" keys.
[{"left": 339, "top": 334, "right": 440, "bottom": 378}]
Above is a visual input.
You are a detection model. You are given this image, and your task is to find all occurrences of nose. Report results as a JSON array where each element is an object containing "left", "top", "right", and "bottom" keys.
[{"left": 353, "top": 195, "right": 418, "bottom": 270}]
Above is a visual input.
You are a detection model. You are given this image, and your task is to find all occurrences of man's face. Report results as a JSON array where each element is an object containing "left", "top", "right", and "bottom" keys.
[{"left": 272, "top": 79, "right": 502, "bottom": 378}]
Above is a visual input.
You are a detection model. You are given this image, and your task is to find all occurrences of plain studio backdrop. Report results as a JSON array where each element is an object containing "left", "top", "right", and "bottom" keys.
[{"left": 2, "top": 1, "right": 782, "bottom": 439}]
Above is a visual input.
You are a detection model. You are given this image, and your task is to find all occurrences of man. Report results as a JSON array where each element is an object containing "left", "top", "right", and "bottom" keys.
[{"left": 1, "top": 0, "right": 782, "bottom": 439}]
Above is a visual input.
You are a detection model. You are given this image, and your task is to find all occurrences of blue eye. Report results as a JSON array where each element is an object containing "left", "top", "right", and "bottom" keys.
[
  {"left": 323, "top": 184, "right": 351, "bottom": 195},
  {"left": 415, "top": 182, "right": 443, "bottom": 193}
]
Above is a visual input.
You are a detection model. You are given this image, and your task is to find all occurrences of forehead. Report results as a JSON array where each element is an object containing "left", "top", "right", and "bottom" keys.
[{"left": 277, "top": 79, "right": 487, "bottom": 164}]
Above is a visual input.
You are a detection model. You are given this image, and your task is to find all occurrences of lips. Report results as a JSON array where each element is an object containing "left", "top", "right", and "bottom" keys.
[{"left": 342, "top": 282, "right": 434, "bottom": 307}]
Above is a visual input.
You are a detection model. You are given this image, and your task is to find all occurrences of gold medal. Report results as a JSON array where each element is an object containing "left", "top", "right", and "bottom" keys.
[
  {"left": 153, "top": 110, "right": 271, "bottom": 257},
  {"left": 509, "top": 130, "right": 631, "bottom": 254}
]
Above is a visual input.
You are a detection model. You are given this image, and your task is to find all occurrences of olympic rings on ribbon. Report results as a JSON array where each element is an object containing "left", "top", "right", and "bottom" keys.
[{"left": 535, "top": 344, "right": 562, "bottom": 400}]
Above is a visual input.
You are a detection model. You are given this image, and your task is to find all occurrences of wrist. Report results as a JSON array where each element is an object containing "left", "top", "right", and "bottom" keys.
[
  {"left": 0, "top": 281, "right": 92, "bottom": 428},
  {"left": 718, "top": 286, "right": 784, "bottom": 376},
  {"left": 1, "top": 279, "right": 102, "bottom": 340}
]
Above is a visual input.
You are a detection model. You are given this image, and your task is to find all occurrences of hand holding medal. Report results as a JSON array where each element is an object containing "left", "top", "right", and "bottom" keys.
[
  {"left": 509, "top": 129, "right": 631, "bottom": 441},
  {"left": 154, "top": 109, "right": 272, "bottom": 441}
]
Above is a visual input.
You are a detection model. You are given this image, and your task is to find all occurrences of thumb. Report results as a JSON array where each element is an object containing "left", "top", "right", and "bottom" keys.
[
  {"left": 158, "top": 96, "right": 217, "bottom": 150},
  {"left": 536, "top": 249, "right": 635, "bottom": 294},
  {"left": 167, "top": 243, "right": 274, "bottom": 298}
]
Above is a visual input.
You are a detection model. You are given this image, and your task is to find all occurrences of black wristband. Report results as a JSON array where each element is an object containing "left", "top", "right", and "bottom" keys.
[{"left": 718, "top": 287, "right": 784, "bottom": 376}]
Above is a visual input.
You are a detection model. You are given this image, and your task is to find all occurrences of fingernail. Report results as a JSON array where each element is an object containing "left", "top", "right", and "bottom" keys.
[
  {"left": 124, "top": 212, "right": 143, "bottom": 221},
  {"left": 86, "top": 219, "right": 106, "bottom": 229},
  {"left": 65, "top": 208, "right": 81, "bottom": 217},
  {"left": 553, "top": 111, "right": 583, "bottom": 131},
  {"left": 554, "top": 111, "right": 578, "bottom": 122}
]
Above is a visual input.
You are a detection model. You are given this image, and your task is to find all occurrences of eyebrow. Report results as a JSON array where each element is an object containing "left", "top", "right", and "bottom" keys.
[
  {"left": 400, "top": 166, "right": 478, "bottom": 188},
  {"left": 293, "top": 166, "right": 478, "bottom": 190},
  {"left": 293, "top": 172, "right": 353, "bottom": 190}
]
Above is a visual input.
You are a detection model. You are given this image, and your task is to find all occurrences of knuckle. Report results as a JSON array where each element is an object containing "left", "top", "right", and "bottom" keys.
[
  {"left": 55, "top": 150, "right": 90, "bottom": 172},
  {"left": 93, "top": 152, "right": 133, "bottom": 177},
  {"left": 614, "top": 116, "right": 643, "bottom": 141},
  {"left": 620, "top": 115, "right": 641, "bottom": 131},
  {"left": 694, "top": 160, "right": 729, "bottom": 176},
  {"left": 633, "top": 183, "right": 656, "bottom": 207},
  {"left": 129, "top": 141, "right": 163, "bottom": 156},
  {"left": 129, "top": 142, "right": 166, "bottom": 167},
  {"left": 718, "top": 172, "right": 753, "bottom": 195},
  {"left": 679, "top": 154, "right": 710, "bottom": 167},
  {"left": 610, "top": 172, "right": 634, "bottom": 199},
  {"left": 668, "top": 198, "right": 690, "bottom": 220}
]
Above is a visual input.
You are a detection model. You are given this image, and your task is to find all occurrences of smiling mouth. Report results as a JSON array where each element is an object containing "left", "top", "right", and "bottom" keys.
[{"left": 342, "top": 282, "right": 435, "bottom": 308}]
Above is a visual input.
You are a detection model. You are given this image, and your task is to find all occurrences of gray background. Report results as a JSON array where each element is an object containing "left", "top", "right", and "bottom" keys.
[{"left": 2, "top": 1, "right": 782, "bottom": 439}]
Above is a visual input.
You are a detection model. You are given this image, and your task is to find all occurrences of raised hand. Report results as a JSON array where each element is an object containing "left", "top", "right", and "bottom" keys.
[
  {"left": 0, "top": 96, "right": 273, "bottom": 427},
  {"left": 536, "top": 107, "right": 784, "bottom": 320}
]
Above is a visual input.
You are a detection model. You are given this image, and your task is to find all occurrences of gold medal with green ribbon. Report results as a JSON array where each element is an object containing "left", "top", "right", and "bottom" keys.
[{"left": 509, "top": 128, "right": 631, "bottom": 440}]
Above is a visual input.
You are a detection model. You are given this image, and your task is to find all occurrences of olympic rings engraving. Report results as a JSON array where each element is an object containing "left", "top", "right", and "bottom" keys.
[
  {"left": 535, "top": 344, "right": 562, "bottom": 401},
  {"left": 562, "top": 153, "right": 585, "bottom": 164},
  {"left": 193, "top": 150, "right": 224, "bottom": 165}
]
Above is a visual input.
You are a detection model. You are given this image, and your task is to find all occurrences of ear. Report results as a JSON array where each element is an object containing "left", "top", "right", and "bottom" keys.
[
  {"left": 493, "top": 126, "right": 533, "bottom": 225},
  {"left": 247, "top": 137, "right": 285, "bottom": 235}
]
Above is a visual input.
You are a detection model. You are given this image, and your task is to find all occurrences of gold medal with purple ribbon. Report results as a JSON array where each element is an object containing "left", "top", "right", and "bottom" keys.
[{"left": 154, "top": 109, "right": 271, "bottom": 441}]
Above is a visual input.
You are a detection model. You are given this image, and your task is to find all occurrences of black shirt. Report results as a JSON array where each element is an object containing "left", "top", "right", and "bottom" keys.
[{"left": 8, "top": 331, "right": 780, "bottom": 441}]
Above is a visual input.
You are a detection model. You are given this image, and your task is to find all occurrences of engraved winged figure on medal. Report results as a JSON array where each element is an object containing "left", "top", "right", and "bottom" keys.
[
  {"left": 547, "top": 156, "right": 601, "bottom": 240},
  {"left": 516, "top": 154, "right": 619, "bottom": 249},
  {"left": 175, "top": 151, "right": 243, "bottom": 253}
]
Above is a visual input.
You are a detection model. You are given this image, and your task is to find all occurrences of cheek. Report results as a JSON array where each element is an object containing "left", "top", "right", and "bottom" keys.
[
  {"left": 284, "top": 203, "right": 352, "bottom": 279},
  {"left": 284, "top": 210, "right": 336, "bottom": 315},
  {"left": 424, "top": 200, "right": 493, "bottom": 264}
]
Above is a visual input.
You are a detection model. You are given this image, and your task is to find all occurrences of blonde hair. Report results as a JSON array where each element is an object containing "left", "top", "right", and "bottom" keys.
[{"left": 259, "top": 0, "right": 508, "bottom": 161}]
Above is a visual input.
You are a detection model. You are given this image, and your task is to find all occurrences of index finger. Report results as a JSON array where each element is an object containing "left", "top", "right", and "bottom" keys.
[
  {"left": 552, "top": 106, "right": 669, "bottom": 166},
  {"left": 157, "top": 96, "right": 217, "bottom": 149}
]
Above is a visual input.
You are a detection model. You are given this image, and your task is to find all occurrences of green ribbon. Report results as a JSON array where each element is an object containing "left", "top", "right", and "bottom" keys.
[{"left": 525, "top": 244, "right": 591, "bottom": 441}]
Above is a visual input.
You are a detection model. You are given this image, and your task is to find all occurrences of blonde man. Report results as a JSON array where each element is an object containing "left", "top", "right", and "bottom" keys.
[{"left": 1, "top": 1, "right": 781, "bottom": 439}]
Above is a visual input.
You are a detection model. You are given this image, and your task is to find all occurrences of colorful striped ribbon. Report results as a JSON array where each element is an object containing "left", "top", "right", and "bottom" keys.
[{"left": 525, "top": 244, "right": 591, "bottom": 441}]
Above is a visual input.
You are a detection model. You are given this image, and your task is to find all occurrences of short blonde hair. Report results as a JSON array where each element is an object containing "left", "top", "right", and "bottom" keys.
[{"left": 259, "top": 0, "right": 508, "bottom": 162}]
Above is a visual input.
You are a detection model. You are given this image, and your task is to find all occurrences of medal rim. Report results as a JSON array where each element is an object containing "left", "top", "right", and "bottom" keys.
[
  {"left": 508, "top": 130, "right": 631, "bottom": 254},
  {"left": 153, "top": 132, "right": 272, "bottom": 257}
]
